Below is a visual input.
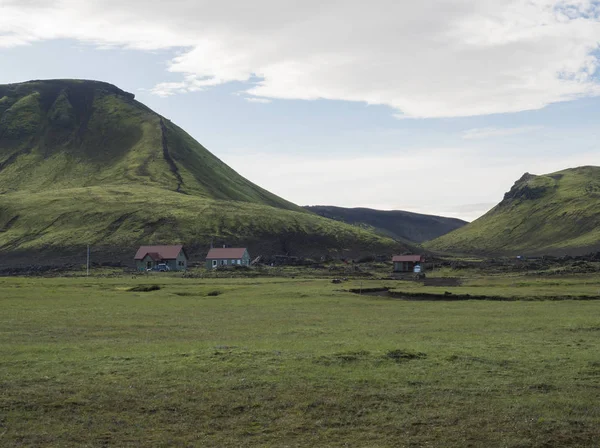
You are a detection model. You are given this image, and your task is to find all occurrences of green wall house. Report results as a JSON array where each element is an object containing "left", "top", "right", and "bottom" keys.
[
  {"left": 392, "top": 254, "right": 425, "bottom": 273},
  {"left": 134, "top": 245, "right": 188, "bottom": 271},
  {"left": 206, "top": 247, "right": 250, "bottom": 269}
]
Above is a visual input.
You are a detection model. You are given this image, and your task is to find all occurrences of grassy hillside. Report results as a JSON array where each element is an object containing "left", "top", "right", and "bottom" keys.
[
  {"left": 0, "top": 185, "right": 404, "bottom": 262},
  {"left": 0, "top": 79, "right": 298, "bottom": 209},
  {"left": 305, "top": 205, "right": 466, "bottom": 243},
  {"left": 425, "top": 166, "right": 600, "bottom": 256},
  {"left": 0, "top": 80, "right": 407, "bottom": 261}
]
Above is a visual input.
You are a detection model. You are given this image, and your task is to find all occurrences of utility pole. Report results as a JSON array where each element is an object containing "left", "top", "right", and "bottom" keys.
[{"left": 87, "top": 244, "right": 90, "bottom": 277}]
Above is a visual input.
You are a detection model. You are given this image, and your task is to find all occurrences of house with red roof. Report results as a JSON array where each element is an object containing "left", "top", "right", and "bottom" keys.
[
  {"left": 392, "top": 254, "right": 425, "bottom": 273},
  {"left": 134, "top": 245, "right": 188, "bottom": 271},
  {"left": 206, "top": 247, "right": 250, "bottom": 269}
]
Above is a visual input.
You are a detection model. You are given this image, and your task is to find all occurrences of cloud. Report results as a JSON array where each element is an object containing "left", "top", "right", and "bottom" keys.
[
  {"left": 245, "top": 97, "right": 272, "bottom": 104},
  {"left": 150, "top": 75, "right": 224, "bottom": 96},
  {"left": 462, "top": 126, "right": 544, "bottom": 139},
  {"left": 1, "top": 1, "right": 600, "bottom": 117}
]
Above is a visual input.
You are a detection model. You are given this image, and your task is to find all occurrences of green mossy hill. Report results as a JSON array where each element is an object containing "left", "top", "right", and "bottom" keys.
[
  {"left": 0, "top": 80, "right": 407, "bottom": 260},
  {"left": 304, "top": 205, "right": 467, "bottom": 243},
  {"left": 425, "top": 166, "right": 600, "bottom": 256},
  {"left": 0, "top": 80, "right": 296, "bottom": 209}
]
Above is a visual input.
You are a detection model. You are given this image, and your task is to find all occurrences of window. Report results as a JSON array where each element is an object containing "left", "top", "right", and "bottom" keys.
[
  {"left": 237, "top": 260, "right": 241, "bottom": 265},
  {"left": 212, "top": 260, "right": 217, "bottom": 268}
]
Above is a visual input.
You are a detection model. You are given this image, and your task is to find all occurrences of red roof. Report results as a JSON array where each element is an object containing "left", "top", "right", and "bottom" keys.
[
  {"left": 135, "top": 245, "right": 184, "bottom": 260},
  {"left": 147, "top": 252, "right": 162, "bottom": 261},
  {"left": 206, "top": 248, "right": 247, "bottom": 259},
  {"left": 392, "top": 255, "right": 424, "bottom": 263}
]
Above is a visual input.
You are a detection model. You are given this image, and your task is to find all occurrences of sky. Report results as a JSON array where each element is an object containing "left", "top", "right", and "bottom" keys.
[{"left": 0, "top": 0, "right": 599, "bottom": 221}]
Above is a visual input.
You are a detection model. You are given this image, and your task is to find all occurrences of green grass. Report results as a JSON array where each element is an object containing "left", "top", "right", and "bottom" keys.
[
  {"left": 360, "top": 274, "right": 600, "bottom": 299},
  {"left": 1, "top": 275, "right": 600, "bottom": 446},
  {"left": 0, "top": 92, "right": 41, "bottom": 137},
  {"left": 425, "top": 166, "right": 600, "bottom": 255},
  {"left": 0, "top": 184, "right": 401, "bottom": 257}
]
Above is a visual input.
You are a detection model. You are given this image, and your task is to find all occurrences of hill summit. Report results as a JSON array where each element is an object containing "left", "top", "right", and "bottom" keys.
[
  {"left": 425, "top": 166, "right": 600, "bottom": 256},
  {"left": 0, "top": 79, "right": 407, "bottom": 263},
  {"left": 0, "top": 79, "right": 297, "bottom": 208}
]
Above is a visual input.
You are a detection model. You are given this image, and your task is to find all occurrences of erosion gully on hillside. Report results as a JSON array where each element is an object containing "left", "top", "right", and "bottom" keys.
[{"left": 159, "top": 118, "right": 184, "bottom": 194}]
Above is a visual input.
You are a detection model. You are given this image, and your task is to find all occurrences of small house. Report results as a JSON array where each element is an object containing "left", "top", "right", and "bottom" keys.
[
  {"left": 134, "top": 245, "right": 188, "bottom": 271},
  {"left": 392, "top": 254, "right": 425, "bottom": 273},
  {"left": 206, "top": 247, "right": 250, "bottom": 268}
]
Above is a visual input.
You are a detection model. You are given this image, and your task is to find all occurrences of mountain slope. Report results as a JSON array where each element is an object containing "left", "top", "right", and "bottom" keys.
[
  {"left": 425, "top": 166, "right": 600, "bottom": 255},
  {"left": 0, "top": 185, "right": 402, "bottom": 261},
  {"left": 0, "top": 79, "right": 298, "bottom": 209},
  {"left": 304, "top": 206, "right": 467, "bottom": 243},
  {"left": 0, "top": 79, "right": 407, "bottom": 261}
]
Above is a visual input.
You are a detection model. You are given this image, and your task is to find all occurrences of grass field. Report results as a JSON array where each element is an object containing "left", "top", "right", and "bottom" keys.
[
  {"left": 2, "top": 275, "right": 600, "bottom": 447},
  {"left": 375, "top": 273, "right": 600, "bottom": 300}
]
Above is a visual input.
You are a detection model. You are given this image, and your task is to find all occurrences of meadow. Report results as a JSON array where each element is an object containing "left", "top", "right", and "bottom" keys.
[{"left": 1, "top": 274, "right": 600, "bottom": 447}]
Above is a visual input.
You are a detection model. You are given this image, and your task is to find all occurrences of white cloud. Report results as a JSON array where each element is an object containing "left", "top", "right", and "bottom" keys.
[
  {"left": 1, "top": 0, "right": 599, "bottom": 117},
  {"left": 462, "top": 126, "right": 544, "bottom": 139},
  {"left": 150, "top": 75, "right": 224, "bottom": 96},
  {"left": 220, "top": 148, "right": 600, "bottom": 221},
  {"left": 245, "top": 97, "right": 272, "bottom": 104}
]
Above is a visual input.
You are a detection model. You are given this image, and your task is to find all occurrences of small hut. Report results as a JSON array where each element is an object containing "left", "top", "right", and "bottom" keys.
[{"left": 392, "top": 255, "right": 425, "bottom": 273}]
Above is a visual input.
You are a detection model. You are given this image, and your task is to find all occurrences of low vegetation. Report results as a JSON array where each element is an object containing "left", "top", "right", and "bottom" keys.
[
  {"left": 1, "top": 274, "right": 600, "bottom": 446},
  {"left": 0, "top": 184, "right": 403, "bottom": 260},
  {"left": 354, "top": 274, "right": 600, "bottom": 300}
]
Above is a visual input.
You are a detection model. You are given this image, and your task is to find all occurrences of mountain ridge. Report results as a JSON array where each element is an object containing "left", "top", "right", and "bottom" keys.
[{"left": 304, "top": 205, "right": 467, "bottom": 243}]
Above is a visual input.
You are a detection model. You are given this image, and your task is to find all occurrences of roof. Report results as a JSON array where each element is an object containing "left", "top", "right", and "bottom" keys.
[
  {"left": 147, "top": 252, "right": 162, "bottom": 261},
  {"left": 135, "top": 245, "right": 184, "bottom": 260},
  {"left": 392, "top": 255, "right": 424, "bottom": 262},
  {"left": 206, "top": 248, "right": 247, "bottom": 259}
]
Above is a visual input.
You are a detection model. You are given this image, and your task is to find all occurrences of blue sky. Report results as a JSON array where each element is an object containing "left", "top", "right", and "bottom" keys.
[{"left": 1, "top": 1, "right": 599, "bottom": 220}]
